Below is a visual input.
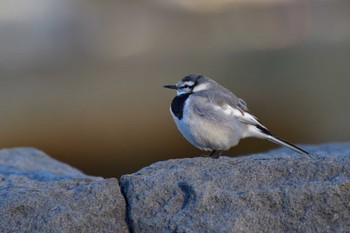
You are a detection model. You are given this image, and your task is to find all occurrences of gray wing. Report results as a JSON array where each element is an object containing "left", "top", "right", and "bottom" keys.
[
  {"left": 195, "top": 86, "right": 249, "bottom": 111},
  {"left": 193, "top": 89, "right": 265, "bottom": 128},
  {"left": 189, "top": 94, "right": 235, "bottom": 125}
]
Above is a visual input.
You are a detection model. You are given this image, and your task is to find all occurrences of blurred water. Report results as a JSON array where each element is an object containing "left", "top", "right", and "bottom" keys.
[{"left": 0, "top": 0, "right": 349, "bottom": 177}]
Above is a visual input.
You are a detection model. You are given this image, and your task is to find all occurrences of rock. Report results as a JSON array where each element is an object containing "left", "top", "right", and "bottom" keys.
[
  {"left": 0, "top": 148, "right": 129, "bottom": 233},
  {"left": 120, "top": 143, "right": 350, "bottom": 233}
]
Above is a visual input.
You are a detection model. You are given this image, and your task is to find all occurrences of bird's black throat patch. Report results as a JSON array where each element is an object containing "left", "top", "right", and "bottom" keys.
[{"left": 171, "top": 93, "right": 191, "bottom": 120}]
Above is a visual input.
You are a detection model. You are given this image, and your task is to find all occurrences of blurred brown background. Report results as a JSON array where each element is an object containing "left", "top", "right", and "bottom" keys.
[{"left": 0, "top": 0, "right": 349, "bottom": 178}]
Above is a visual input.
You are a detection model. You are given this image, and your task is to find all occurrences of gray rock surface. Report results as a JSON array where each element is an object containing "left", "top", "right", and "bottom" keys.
[
  {"left": 120, "top": 143, "right": 350, "bottom": 233},
  {"left": 0, "top": 148, "right": 129, "bottom": 233}
]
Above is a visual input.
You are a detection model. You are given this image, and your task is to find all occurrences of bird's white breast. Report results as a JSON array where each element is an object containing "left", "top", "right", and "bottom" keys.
[
  {"left": 170, "top": 103, "right": 201, "bottom": 150},
  {"left": 170, "top": 96, "right": 243, "bottom": 151}
]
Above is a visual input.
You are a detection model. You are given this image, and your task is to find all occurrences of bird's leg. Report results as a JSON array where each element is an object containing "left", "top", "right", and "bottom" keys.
[
  {"left": 208, "top": 150, "right": 216, "bottom": 158},
  {"left": 218, "top": 151, "right": 223, "bottom": 157},
  {"left": 210, "top": 150, "right": 222, "bottom": 159},
  {"left": 209, "top": 150, "right": 222, "bottom": 159}
]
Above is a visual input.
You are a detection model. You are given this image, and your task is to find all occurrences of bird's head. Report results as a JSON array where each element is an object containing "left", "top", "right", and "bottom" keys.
[{"left": 164, "top": 74, "right": 212, "bottom": 95}]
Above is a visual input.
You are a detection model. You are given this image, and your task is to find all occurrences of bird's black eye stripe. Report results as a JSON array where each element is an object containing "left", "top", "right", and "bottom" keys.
[
  {"left": 180, "top": 85, "right": 190, "bottom": 89},
  {"left": 180, "top": 81, "right": 195, "bottom": 89}
]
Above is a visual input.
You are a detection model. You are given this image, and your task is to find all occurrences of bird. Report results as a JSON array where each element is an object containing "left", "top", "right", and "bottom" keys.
[{"left": 164, "top": 74, "right": 308, "bottom": 158}]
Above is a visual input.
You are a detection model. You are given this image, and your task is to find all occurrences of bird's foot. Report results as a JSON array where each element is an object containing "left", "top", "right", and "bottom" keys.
[{"left": 209, "top": 150, "right": 222, "bottom": 159}]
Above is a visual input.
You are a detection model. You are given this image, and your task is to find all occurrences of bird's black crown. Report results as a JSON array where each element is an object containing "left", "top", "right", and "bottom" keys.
[{"left": 182, "top": 74, "right": 207, "bottom": 84}]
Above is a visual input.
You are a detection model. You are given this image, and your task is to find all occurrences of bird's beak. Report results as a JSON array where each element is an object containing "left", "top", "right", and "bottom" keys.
[{"left": 163, "top": 84, "right": 178, "bottom": 90}]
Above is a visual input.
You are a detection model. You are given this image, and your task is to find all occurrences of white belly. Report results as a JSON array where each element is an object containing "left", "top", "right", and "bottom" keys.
[{"left": 171, "top": 107, "right": 242, "bottom": 151}]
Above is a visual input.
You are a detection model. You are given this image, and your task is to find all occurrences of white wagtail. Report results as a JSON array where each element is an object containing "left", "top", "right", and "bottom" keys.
[{"left": 164, "top": 74, "right": 308, "bottom": 158}]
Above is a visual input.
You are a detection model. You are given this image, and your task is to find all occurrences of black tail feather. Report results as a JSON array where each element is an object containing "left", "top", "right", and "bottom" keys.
[{"left": 256, "top": 125, "right": 308, "bottom": 155}]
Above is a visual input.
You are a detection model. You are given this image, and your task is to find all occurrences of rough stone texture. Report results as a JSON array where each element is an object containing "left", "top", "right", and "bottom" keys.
[
  {"left": 0, "top": 148, "right": 129, "bottom": 233},
  {"left": 120, "top": 143, "right": 350, "bottom": 233}
]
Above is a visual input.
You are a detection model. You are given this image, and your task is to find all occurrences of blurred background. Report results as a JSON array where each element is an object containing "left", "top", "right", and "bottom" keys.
[{"left": 0, "top": 0, "right": 349, "bottom": 178}]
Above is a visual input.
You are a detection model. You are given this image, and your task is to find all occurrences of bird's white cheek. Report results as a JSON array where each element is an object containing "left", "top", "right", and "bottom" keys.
[{"left": 192, "top": 83, "right": 210, "bottom": 92}]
